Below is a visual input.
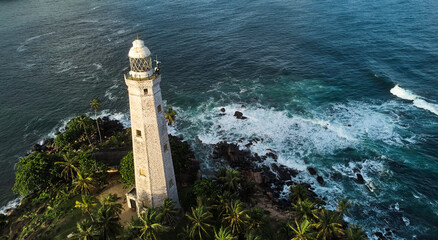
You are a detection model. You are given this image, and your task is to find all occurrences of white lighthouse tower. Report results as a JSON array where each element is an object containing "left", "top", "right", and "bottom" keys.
[{"left": 124, "top": 38, "right": 179, "bottom": 212}]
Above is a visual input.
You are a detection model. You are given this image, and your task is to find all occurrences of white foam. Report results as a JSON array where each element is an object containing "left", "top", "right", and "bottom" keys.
[
  {"left": 390, "top": 85, "right": 417, "bottom": 101},
  {"left": 390, "top": 85, "right": 438, "bottom": 116},
  {"left": 0, "top": 197, "right": 22, "bottom": 215},
  {"left": 413, "top": 99, "right": 438, "bottom": 116},
  {"left": 17, "top": 32, "right": 55, "bottom": 52},
  {"left": 93, "top": 63, "right": 103, "bottom": 70},
  {"left": 402, "top": 216, "right": 410, "bottom": 226}
]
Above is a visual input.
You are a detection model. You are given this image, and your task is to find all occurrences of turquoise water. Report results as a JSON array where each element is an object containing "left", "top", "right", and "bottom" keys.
[{"left": 1, "top": 0, "right": 437, "bottom": 238}]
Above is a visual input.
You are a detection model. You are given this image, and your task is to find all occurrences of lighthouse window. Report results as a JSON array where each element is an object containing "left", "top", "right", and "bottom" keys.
[
  {"left": 144, "top": 88, "right": 148, "bottom": 95},
  {"left": 157, "top": 105, "right": 162, "bottom": 112},
  {"left": 164, "top": 144, "right": 168, "bottom": 151},
  {"left": 169, "top": 179, "right": 174, "bottom": 188},
  {"left": 139, "top": 168, "right": 146, "bottom": 176},
  {"left": 136, "top": 130, "right": 142, "bottom": 137}
]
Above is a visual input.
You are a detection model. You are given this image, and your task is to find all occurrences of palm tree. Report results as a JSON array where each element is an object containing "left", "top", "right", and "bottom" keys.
[
  {"left": 90, "top": 98, "right": 103, "bottom": 144},
  {"left": 288, "top": 219, "right": 315, "bottom": 240},
  {"left": 101, "top": 193, "right": 122, "bottom": 215},
  {"left": 247, "top": 207, "right": 265, "bottom": 232},
  {"left": 343, "top": 225, "right": 367, "bottom": 240},
  {"left": 78, "top": 115, "right": 92, "bottom": 146},
  {"left": 337, "top": 198, "right": 352, "bottom": 218},
  {"left": 73, "top": 173, "right": 96, "bottom": 195},
  {"left": 218, "top": 169, "right": 241, "bottom": 192},
  {"left": 213, "top": 191, "right": 234, "bottom": 219},
  {"left": 186, "top": 205, "right": 213, "bottom": 240},
  {"left": 289, "top": 184, "right": 308, "bottom": 202},
  {"left": 55, "top": 153, "right": 79, "bottom": 181},
  {"left": 214, "top": 227, "right": 237, "bottom": 240},
  {"left": 312, "top": 210, "right": 344, "bottom": 240},
  {"left": 94, "top": 204, "right": 123, "bottom": 240},
  {"left": 245, "top": 230, "right": 262, "bottom": 240},
  {"left": 134, "top": 208, "right": 169, "bottom": 240},
  {"left": 70, "top": 219, "right": 96, "bottom": 240},
  {"left": 157, "top": 198, "right": 178, "bottom": 226},
  {"left": 75, "top": 195, "right": 98, "bottom": 222},
  {"left": 223, "top": 200, "right": 249, "bottom": 235},
  {"left": 164, "top": 108, "right": 176, "bottom": 126},
  {"left": 292, "top": 199, "right": 317, "bottom": 221}
]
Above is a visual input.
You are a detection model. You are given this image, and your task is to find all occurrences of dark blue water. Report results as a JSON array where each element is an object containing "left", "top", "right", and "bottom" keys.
[{"left": 1, "top": 0, "right": 437, "bottom": 238}]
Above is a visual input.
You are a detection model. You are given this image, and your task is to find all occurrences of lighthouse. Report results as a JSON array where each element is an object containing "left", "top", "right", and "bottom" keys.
[{"left": 124, "top": 38, "right": 179, "bottom": 213}]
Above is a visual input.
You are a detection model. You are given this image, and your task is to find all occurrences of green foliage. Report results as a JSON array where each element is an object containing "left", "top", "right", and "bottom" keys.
[
  {"left": 119, "top": 151, "right": 134, "bottom": 188},
  {"left": 12, "top": 152, "right": 60, "bottom": 196},
  {"left": 289, "top": 184, "right": 309, "bottom": 202},
  {"left": 157, "top": 198, "right": 178, "bottom": 226},
  {"left": 76, "top": 150, "right": 108, "bottom": 187},
  {"left": 186, "top": 205, "right": 213, "bottom": 240},
  {"left": 214, "top": 226, "right": 237, "bottom": 240},
  {"left": 102, "top": 130, "right": 130, "bottom": 148},
  {"left": 169, "top": 136, "right": 190, "bottom": 174},
  {"left": 344, "top": 225, "right": 367, "bottom": 240},
  {"left": 130, "top": 208, "right": 169, "bottom": 240},
  {"left": 54, "top": 115, "right": 94, "bottom": 149},
  {"left": 164, "top": 108, "right": 177, "bottom": 126},
  {"left": 193, "top": 178, "right": 221, "bottom": 202},
  {"left": 217, "top": 168, "right": 241, "bottom": 192}
]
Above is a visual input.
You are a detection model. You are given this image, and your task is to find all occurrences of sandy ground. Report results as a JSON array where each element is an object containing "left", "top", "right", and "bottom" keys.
[{"left": 97, "top": 172, "right": 137, "bottom": 226}]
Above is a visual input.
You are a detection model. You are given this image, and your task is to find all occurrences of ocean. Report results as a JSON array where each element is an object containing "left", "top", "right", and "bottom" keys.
[{"left": 0, "top": 0, "right": 437, "bottom": 238}]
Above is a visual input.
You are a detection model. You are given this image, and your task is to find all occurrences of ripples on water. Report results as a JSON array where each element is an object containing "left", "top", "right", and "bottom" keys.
[{"left": 1, "top": 0, "right": 437, "bottom": 238}]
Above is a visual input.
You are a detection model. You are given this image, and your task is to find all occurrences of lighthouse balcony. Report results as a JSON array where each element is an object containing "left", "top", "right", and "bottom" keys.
[{"left": 125, "top": 72, "right": 160, "bottom": 81}]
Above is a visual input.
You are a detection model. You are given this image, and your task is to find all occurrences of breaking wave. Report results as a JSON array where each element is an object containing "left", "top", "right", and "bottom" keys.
[{"left": 390, "top": 85, "right": 438, "bottom": 116}]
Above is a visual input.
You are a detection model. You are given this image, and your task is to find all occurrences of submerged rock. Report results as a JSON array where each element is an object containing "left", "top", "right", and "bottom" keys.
[
  {"left": 317, "top": 175, "right": 325, "bottom": 185},
  {"left": 308, "top": 167, "right": 317, "bottom": 175},
  {"left": 356, "top": 173, "right": 365, "bottom": 184}
]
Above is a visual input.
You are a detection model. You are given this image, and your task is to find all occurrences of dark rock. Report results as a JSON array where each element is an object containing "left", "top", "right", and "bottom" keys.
[
  {"left": 352, "top": 167, "right": 360, "bottom": 173},
  {"left": 356, "top": 173, "right": 365, "bottom": 184},
  {"left": 219, "top": 113, "right": 226, "bottom": 116},
  {"left": 241, "top": 105, "right": 246, "bottom": 109},
  {"left": 234, "top": 111, "right": 243, "bottom": 118},
  {"left": 317, "top": 175, "right": 325, "bottom": 185},
  {"left": 347, "top": 124, "right": 352, "bottom": 127},
  {"left": 266, "top": 152, "right": 278, "bottom": 160},
  {"left": 32, "top": 144, "right": 43, "bottom": 152},
  {"left": 220, "top": 108, "right": 226, "bottom": 112},
  {"left": 374, "top": 232, "right": 386, "bottom": 240},
  {"left": 308, "top": 167, "right": 317, "bottom": 175}
]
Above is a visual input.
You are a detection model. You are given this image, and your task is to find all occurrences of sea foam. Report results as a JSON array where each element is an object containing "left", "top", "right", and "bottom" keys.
[{"left": 390, "top": 85, "right": 438, "bottom": 116}]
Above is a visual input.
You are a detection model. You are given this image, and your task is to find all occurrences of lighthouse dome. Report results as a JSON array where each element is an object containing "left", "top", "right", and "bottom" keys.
[{"left": 128, "top": 39, "right": 151, "bottom": 59}]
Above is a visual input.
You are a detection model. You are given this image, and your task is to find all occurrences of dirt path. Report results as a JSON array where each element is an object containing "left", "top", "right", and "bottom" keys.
[{"left": 97, "top": 172, "right": 137, "bottom": 226}]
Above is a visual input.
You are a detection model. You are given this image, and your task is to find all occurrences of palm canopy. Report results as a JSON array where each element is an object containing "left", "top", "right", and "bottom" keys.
[
  {"left": 157, "top": 198, "right": 178, "bottom": 226},
  {"left": 214, "top": 226, "right": 237, "bottom": 240},
  {"left": 70, "top": 219, "right": 96, "bottom": 240},
  {"left": 186, "top": 205, "right": 213, "bottom": 240},
  {"left": 94, "top": 204, "right": 123, "bottom": 240},
  {"left": 134, "top": 208, "right": 169, "bottom": 240},
  {"left": 289, "top": 184, "right": 309, "bottom": 202},
  {"left": 55, "top": 153, "right": 79, "bottom": 181},
  {"left": 344, "top": 225, "right": 367, "bottom": 240},
  {"left": 217, "top": 168, "right": 241, "bottom": 192},
  {"left": 312, "top": 209, "right": 344, "bottom": 240},
  {"left": 223, "top": 200, "right": 249, "bottom": 235},
  {"left": 289, "top": 219, "right": 315, "bottom": 240},
  {"left": 164, "top": 108, "right": 176, "bottom": 126},
  {"left": 73, "top": 173, "right": 96, "bottom": 195},
  {"left": 292, "top": 199, "right": 317, "bottom": 221},
  {"left": 336, "top": 198, "right": 352, "bottom": 217}
]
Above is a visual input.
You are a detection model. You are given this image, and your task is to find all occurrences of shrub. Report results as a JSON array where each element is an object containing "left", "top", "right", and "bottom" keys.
[
  {"left": 13, "top": 152, "right": 61, "bottom": 196},
  {"left": 119, "top": 151, "right": 134, "bottom": 188},
  {"left": 76, "top": 150, "right": 108, "bottom": 186},
  {"left": 54, "top": 115, "right": 94, "bottom": 148}
]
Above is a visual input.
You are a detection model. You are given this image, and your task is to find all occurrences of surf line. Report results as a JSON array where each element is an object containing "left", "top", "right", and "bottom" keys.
[{"left": 390, "top": 85, "right": 438, "bottom": 116}]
